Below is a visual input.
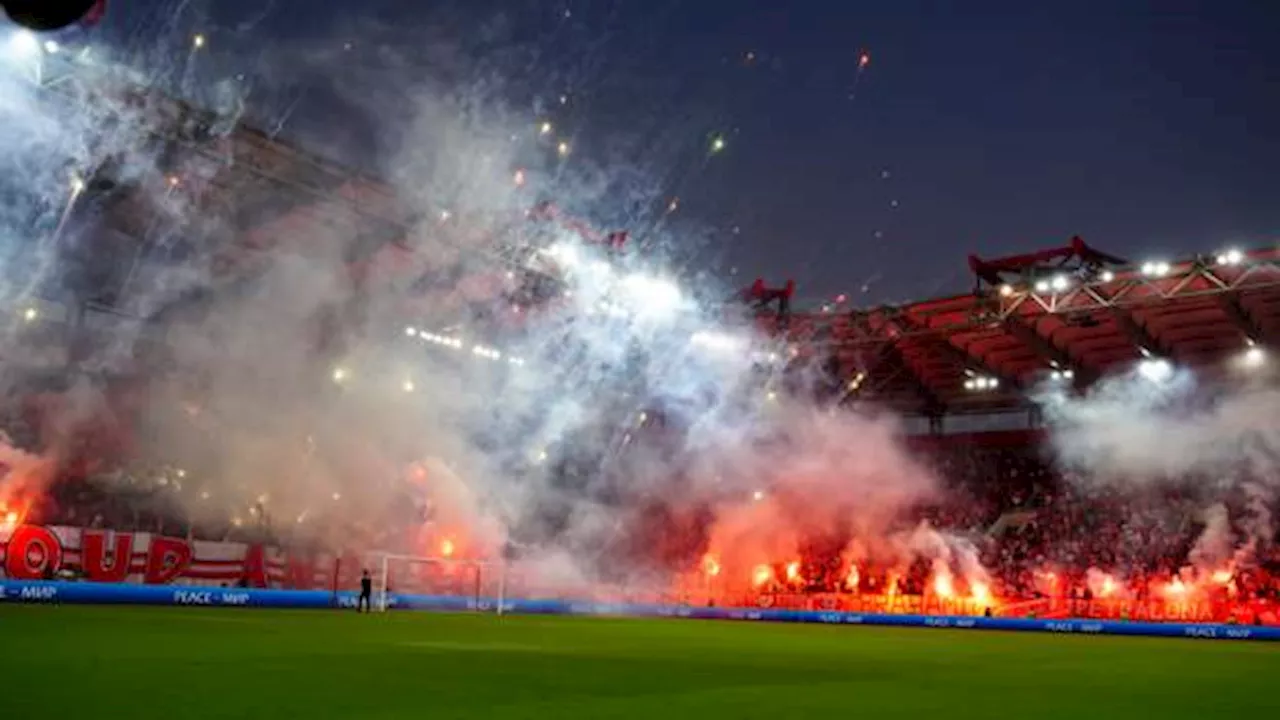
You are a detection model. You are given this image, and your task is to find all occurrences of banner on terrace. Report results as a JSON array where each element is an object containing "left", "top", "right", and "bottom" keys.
[{"left": 0, "top": 524, "right": 344, "bottom": 588}]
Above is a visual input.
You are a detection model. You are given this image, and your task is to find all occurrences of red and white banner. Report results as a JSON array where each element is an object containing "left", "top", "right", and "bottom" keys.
[{"left": 0, "top": 525, "right": 358, "bottom": 589}]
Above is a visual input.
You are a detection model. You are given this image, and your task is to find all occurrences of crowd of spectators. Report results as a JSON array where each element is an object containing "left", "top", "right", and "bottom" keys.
[
  {"left": 6, "top": 414, "right": 1279, "bottom": 610},
  {"left": 925, "top": 439, "right": 1280, "bottom": 605}
]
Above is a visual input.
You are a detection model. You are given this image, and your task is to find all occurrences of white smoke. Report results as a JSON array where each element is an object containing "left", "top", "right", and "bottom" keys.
[
  {"left": 0, "top": 10, "right": 957, "bottom": 595},
  {"left": 1040, "top": 366, "right": 1280, "bottom": 482},
  {"left": 1037, "top": 363, "right": 1279, "bottom": 569}
]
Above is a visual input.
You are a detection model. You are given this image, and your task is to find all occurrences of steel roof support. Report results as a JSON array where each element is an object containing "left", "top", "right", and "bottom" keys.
[
  {"left": 1216, "top": 293, "right": 1271, "bottom": 347},
  {"left": 1109, "top": 308, "right": 1173, "bottom": 359}
]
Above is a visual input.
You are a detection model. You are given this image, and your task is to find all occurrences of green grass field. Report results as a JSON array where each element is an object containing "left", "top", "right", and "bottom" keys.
[{"left": 0, "top": 606, "right": 1275, "bottom": 718}]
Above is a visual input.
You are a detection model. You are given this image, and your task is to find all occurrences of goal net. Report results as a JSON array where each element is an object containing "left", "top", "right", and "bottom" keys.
[{"left": 373, "top": 554, "right": 505, "bottom": 614}]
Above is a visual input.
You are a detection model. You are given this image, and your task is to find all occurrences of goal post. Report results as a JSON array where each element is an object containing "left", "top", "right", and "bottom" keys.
[{"left": 373, "top": 553, "right": 506, "bottom": 614}]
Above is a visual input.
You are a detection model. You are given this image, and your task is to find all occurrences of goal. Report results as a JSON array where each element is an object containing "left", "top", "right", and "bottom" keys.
[{"left": 373, "top": 553, "right": 506, "bottom": 614}]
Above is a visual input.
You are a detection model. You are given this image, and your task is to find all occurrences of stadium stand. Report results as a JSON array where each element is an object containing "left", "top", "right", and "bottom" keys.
[{"left": 0, "top": 48, "right": 1276, "bottom": 627}]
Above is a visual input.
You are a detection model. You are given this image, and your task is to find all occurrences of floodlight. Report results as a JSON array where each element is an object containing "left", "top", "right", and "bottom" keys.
[
  {"left": 1217, "top": 248, "right": 1244, "bottom": 266},
  {"left": 545, "top": 242, "right": 579, "bottom": 268},
  {"left": 5, "top": 30, "right": 39, "bottom": 60},
  {"left": 691, "top": 330, "right": 745, "bottom": 354},
  {"left": 1138, "top": 358, "right": 1172, "bottom": 382},
  {"left": 1141, "top": 261, "right": 1170, "bottom": 278}
]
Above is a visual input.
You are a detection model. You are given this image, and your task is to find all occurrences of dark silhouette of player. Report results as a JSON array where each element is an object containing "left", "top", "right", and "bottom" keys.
[{"left": 358, "top": 570, "right": 373, "bottom": 612}]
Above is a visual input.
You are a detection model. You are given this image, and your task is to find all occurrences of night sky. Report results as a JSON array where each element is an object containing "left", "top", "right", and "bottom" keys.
[{"left": 104, "top": 0, "right": 1279, "bottom": 305}]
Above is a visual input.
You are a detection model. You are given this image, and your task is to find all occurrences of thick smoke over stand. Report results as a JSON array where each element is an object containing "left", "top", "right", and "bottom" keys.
[
  {"left": 0, "top": 10, "right": 972, "bottom": 595},
  {"left": 1036, "top": 366, "right": 1280, "bottom": 578}
]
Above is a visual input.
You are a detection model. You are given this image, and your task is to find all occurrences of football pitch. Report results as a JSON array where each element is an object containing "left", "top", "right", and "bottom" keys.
[{"left": 0, "top": 606, "right": 1275, "bottom": 718}]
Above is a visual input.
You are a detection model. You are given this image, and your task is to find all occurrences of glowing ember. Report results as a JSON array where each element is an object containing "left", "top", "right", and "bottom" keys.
[
  {"left": 752, "top": 564, "right": 773, "bottom": 587},
  {"left": 702, "top": 554, "right": 721, "bottom": 577},
  {"left": 845, "top": 564, "right": 860, "bottom": 591},
  {"left": 970, "top": 581, "right": 990, "bottom": 604},
  {"left": 933, "top": 573, "right": 954, "bottom": 598}
]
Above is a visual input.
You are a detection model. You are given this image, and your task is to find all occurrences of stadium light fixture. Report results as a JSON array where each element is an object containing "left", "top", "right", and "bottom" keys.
[
  {"left": 1051, "top": 369, "right": 1075, "bottom": 381},
  {"left": 1098, "top": 270, "right": 1115, "bottom": 283},
  {"left": 1034, "top": 280, "right": 1050, "bottom": 293},
  {"left": 998, "top": 284, "right": 1014, "bottom": 297},
  {"left": 545, "top": 242, "right": 579, "bottom": 268},
  {"left": 1050, "top": 275, "right": 1071, "bottom": 292},
  {"left": 691, "top": 330, "right": 746, "bottom": 354},
  {"left": 624, "top": 270, "right": 686, "bottom": 312},
  {"left": 5, "top": 29, "right": 40, "bottom": 60},
  {"left": 1216, "top": 248, "right": 1245, "bottom": 266},
  {"left": 1138, "top": 358, "right": 1173, "bottom": 382},
  {"left": 1141, "top": 261, "right": 1171, "bottom": 278},
  {"left": 965, "top": 376, "right": 999, "bottom": 392},
  {"left": 1242, "top": 346, "right": 1266, "bottom": 368},
  {"left": 405, "top": 326, "right": 418, "bottom": 337}
]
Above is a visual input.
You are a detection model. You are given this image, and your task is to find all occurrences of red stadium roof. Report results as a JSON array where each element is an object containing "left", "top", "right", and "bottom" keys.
[
  {"left": 760, "top": 242, "right": 1280, "bottom": 416},
  {"left": 30, "top": 62, "right": 1277, "bottom": 421}
]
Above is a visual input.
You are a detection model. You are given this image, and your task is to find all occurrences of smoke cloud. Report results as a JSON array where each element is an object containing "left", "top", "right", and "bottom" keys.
[
  {"left": 0, "top": 6, "right": 959, "bottom": 595},
  {"left": 1036, "top": 363, "right": 1279, "bottom": 573}
]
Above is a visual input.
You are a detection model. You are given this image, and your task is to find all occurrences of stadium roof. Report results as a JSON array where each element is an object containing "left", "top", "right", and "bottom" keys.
[
  {"left": 763, "top": 242, "right": 1280, "bottom": 416},
  {"left": 21, "top": 53, "right": 1280, "bottom": 420}
]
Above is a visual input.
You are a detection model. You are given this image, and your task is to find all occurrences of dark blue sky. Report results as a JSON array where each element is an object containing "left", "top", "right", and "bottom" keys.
[{"left": 110, "top": 0, "right": 1279, "bottom": 304}]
